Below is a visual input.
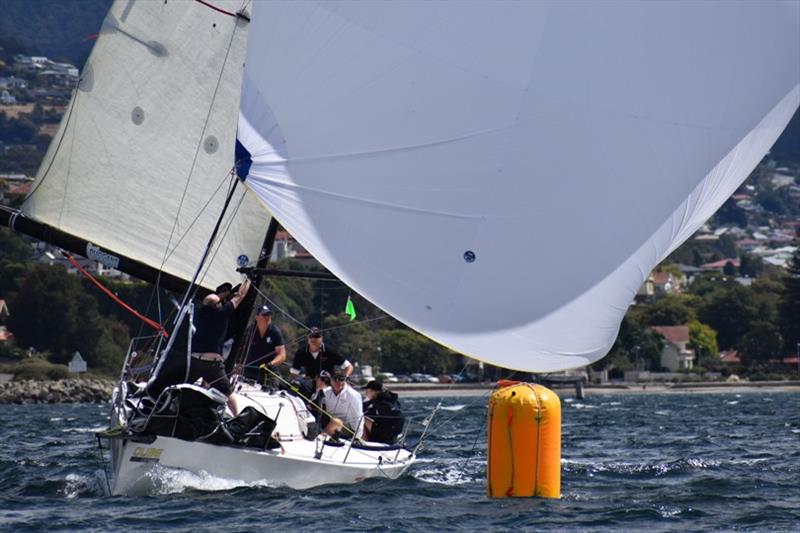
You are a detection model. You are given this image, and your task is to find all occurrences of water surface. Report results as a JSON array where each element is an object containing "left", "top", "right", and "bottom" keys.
[{"left": 1, "top": 391, "right": 798, "bottom": 531}]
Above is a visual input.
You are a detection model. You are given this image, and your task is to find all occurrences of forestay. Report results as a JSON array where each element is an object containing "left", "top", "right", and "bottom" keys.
[
  {"left": 239, "top": 1, "right": 800, "bottom": 371},
  {"left": 23, "top": 0, "right": 270, "bottom": 290}
]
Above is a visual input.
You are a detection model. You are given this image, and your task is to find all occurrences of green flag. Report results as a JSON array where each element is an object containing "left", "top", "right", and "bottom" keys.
[{"left": 345, "top": 295, "right": 357, "bottom": 321}]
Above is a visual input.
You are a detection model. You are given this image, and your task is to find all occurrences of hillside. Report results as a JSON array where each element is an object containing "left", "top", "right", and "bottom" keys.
[{"left": 0, "top": 0, "right": 111, "bottom": 67}]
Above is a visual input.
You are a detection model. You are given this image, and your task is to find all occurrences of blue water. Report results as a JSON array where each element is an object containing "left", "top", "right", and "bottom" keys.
[{"left": 1, "top": 391, "right": 799, "bottom": 532}]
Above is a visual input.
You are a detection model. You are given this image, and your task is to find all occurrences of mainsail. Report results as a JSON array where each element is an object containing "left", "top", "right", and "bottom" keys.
[
  {"left": 21, "top": 0, "right": 270, "bottom": 291},
  {"left": 238, "top": 1, "right": 800, "bottom": 372}
]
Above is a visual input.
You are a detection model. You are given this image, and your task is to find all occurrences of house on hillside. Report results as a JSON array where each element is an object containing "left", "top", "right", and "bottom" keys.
[
  {"left": 635, "top": 276, "right": 655, "bottom": 303},
  {"left": 701, "top": 258, "right": 740, "bottom": 272},
  {"left": 650, "top": 325, "right": 695, "bottom": 371},
  {"left": 652, "top": 271, "right": 684, "bottom": 295},
  {"left": 0, "top": 90, "right": 16, "bottom": 105},
  {"left": 719, "top": 350, "right": 741, "bottom": 364},
  {"left": 272, "top": 229, "right": 319, "bottom": 267}
]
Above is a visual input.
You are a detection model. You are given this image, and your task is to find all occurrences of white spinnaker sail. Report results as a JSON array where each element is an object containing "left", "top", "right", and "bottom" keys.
[
  {"left": 23, "top": 0, "right": 270, "bottom": 290},
  {"left": 239, "top": 1, "right": 800, "bottom": 372}
]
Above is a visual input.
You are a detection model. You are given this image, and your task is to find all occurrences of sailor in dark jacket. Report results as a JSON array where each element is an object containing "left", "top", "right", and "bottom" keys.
[{"left": 362, "top": 380, "right": 404, "bottom": 444}]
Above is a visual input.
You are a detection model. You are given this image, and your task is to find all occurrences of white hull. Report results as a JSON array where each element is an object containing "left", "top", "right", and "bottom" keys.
[{"left": 106, "top": 383, "right": 414, "bottom": 495}]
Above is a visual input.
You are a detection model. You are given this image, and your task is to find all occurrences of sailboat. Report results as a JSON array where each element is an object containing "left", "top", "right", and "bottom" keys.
[{"left": 1, "top": 0, "right": 798, "bottom": 494}]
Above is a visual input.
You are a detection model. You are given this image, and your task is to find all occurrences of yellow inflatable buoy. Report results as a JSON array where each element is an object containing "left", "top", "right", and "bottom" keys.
[{"left": 487, "top": 381, "right": 561, "bottom": 499}]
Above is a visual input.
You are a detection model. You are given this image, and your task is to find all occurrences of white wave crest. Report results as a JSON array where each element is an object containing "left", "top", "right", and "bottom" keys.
[
  {"left": 140, "top": 466, "right": 278, "bottom": 495},
  {"left": 412, "top": 458, "right": 481, "bottom": 486}
]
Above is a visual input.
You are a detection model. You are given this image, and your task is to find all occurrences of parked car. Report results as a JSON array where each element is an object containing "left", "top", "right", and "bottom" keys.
[
  {"left": 395, "top": 374, "right": 413, "bottom": 383},
  {"left": 377, "top": 372, "right": 399, "bottom": 383}
]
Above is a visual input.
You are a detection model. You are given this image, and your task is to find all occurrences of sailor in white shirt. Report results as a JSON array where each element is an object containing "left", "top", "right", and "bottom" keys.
[{"left": 319, "top": 371, "right": 364, "bottom": 439}]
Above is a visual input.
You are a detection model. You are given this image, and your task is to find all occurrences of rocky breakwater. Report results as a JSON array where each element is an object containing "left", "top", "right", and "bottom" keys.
[{"left": 0, "top": 379, "right": 114, "bottom": 404}]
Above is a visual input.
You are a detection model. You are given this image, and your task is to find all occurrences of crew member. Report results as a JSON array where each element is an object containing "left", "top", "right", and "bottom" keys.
[
  {"left": 188, "top": 277, "right": 251, "bottom": 416},
  {"left": 319, "top": 370, "right": 363, "bottom": 439},
  {"left": 362, "top": 380, "right": 404, "bottom": 444},
  {"left": 290, "top": 327, "right": 353, "bottom": 393},
  {"left": 243, "top": 304, "right": 286, "bottom": 381}
]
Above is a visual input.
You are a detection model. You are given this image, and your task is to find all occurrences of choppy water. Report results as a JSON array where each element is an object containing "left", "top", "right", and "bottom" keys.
[{"left": 1, "top": 391, "right": 799, "bottom": 532}]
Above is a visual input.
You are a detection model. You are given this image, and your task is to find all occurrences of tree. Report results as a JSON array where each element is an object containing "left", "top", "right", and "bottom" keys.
[
  {"left": 739, "top": 321, "right": 783, "bottom": 367},
  {"left": 722, "top": 261, "right": 737, "bottom": 276},
  {"left": 0, "top": 228, "right": 30, "bottom": 261},
  {"left": 688, "top": 271, "right": 738, "bottom": 298},
  {"left": 739, "top": 253, "right": 763, "bottom": 278},
  {"left": 698, "top": 286, "right": 763, "bottom": 349},
  {"left": 7, "top": 264, "right": 129, "bottom": 372},
  {"left": 599, "top": 316, "right": 663, "bottom": 371},
  {"left": 718, "top": 234, "right": 738, "bottom": 259},
  {"left": 634, "top": 294, "right": 697, "bottom": 326},
  {"left": 376, "top": 329, "right": 454, "bottom": 375},
  {"left": 692, "top": 248, "right": 704, "bottom": 267},
  {"left": 688, "top": 320, "right": 718, "bottom": 367},
  {"left": 778, "top": 247, "right": 800, "bottom": 353},
  {"left": 714, "top": 198, "right": 748, "bottom": 228}
]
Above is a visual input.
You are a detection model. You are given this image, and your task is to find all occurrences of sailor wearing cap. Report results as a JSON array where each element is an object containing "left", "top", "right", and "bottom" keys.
[
  {"left": 290, "top": 326, "right": 353, "bottom": 392},
  {"left": 243, "top": 304, "right": 286, "bottom": 381},
  {"left": 319, "top": 370, "right": 364, "bottom": 439}
]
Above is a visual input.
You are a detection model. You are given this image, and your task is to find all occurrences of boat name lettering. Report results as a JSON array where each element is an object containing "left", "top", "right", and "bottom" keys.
[
  {"left": 130, "top": 447, "right": 163, "bottom": 463},
  {"left": 86, "top": 243, "right": 120, "bottom": 269}
]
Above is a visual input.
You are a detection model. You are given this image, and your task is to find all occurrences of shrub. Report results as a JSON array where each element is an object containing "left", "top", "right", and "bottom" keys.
[{"left": 8, "top": 357, "right": 70, "bottom": 381}]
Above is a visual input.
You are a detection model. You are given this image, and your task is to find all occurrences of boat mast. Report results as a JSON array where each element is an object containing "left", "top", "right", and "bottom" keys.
[{"left": 224, "top": 216, "right": 279, "bottom": 374}]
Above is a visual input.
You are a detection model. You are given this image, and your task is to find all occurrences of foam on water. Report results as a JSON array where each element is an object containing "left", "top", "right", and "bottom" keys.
[
  {"left": 142, "top": 465, "right": 278, "bottom": 495},
  {"left": 61, "top": 426, "right": 106, "bottom": 434},
  {"left": 411, "top": 457, "right": 481, "bottom": 486},
  {"left": 440, "top": 404, "right": 466, "bottom": 412},
  {"left": 61, "top": 472, "right": 105, "bottom": 499}
]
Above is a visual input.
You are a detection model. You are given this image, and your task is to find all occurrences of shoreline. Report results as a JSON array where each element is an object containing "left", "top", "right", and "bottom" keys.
[
  {"left": 389, "top": 381, "right": 800, "bottom": 398},
  {"left": 0, "top": 379, "right": 798, "bottom": 404}
]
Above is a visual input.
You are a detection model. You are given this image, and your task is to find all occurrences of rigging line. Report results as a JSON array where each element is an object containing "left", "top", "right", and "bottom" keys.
[
  {"left": 160, "top": 168, "right": 237, "bottom": 268},
  {"left": 252, "top": 283, "right": 309, "bottom": 330},
  {"left": 64, "top": 252, "right": 167, "bottom": 337},
  {"left": 423, "top": 388, "right": 493, "bottom": 439},
  {"left": 157, "top": 17, "right": 240, "bottom": 272},
  {"left": 453, "top": 406, "right": 488, "bottom": 486},
  {"left": 193, "top": 174, "right": 248, "bottom": 288},
  {"left": 410, "top": 357, "right": 475, "bottom": 443}
]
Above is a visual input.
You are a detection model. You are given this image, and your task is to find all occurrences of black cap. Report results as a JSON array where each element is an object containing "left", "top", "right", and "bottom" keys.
[
  {"left": 215, "top": 282, "right": 233, "bottom": 294},
  {"left": 363, "top": 380, "right": 383, "bottom": 391},
  {"left": 257, "top": 305, "right": 272, "bottom": 316},
  {"left": 308, "top": 327, "right": 322, "bottom": 338}
]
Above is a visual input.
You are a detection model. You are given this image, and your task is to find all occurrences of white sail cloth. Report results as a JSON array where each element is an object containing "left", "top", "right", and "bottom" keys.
[
  {"left": 239, "top": 1, "right": 800, "bottom": 371},
  {"left": 23, "top": 0, "right": 270, "bottom": 290}
]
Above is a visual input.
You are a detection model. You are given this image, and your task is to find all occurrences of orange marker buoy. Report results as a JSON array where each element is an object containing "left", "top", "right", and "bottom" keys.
[{"left": 487, "top": 380, "right": 561, "bottom": 499}]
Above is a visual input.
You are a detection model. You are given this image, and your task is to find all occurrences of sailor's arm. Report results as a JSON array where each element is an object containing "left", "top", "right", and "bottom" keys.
[
  {"left": 341, "top": 359, "right": 353, "bottom": 376},
  {"left": 229, "top": 278, "right": 252, "bottom": 309},
  {"left": 270, "top": 345, "right": 286, "bottom": 367}
]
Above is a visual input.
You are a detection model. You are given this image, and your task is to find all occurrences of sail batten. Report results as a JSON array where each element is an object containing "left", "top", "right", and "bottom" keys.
[
  {"left": 22, "top": 0, "right": 270, "bottom": 290},
  {"left": 240, "top": 1, "right": 799, "bottom": 372}
]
